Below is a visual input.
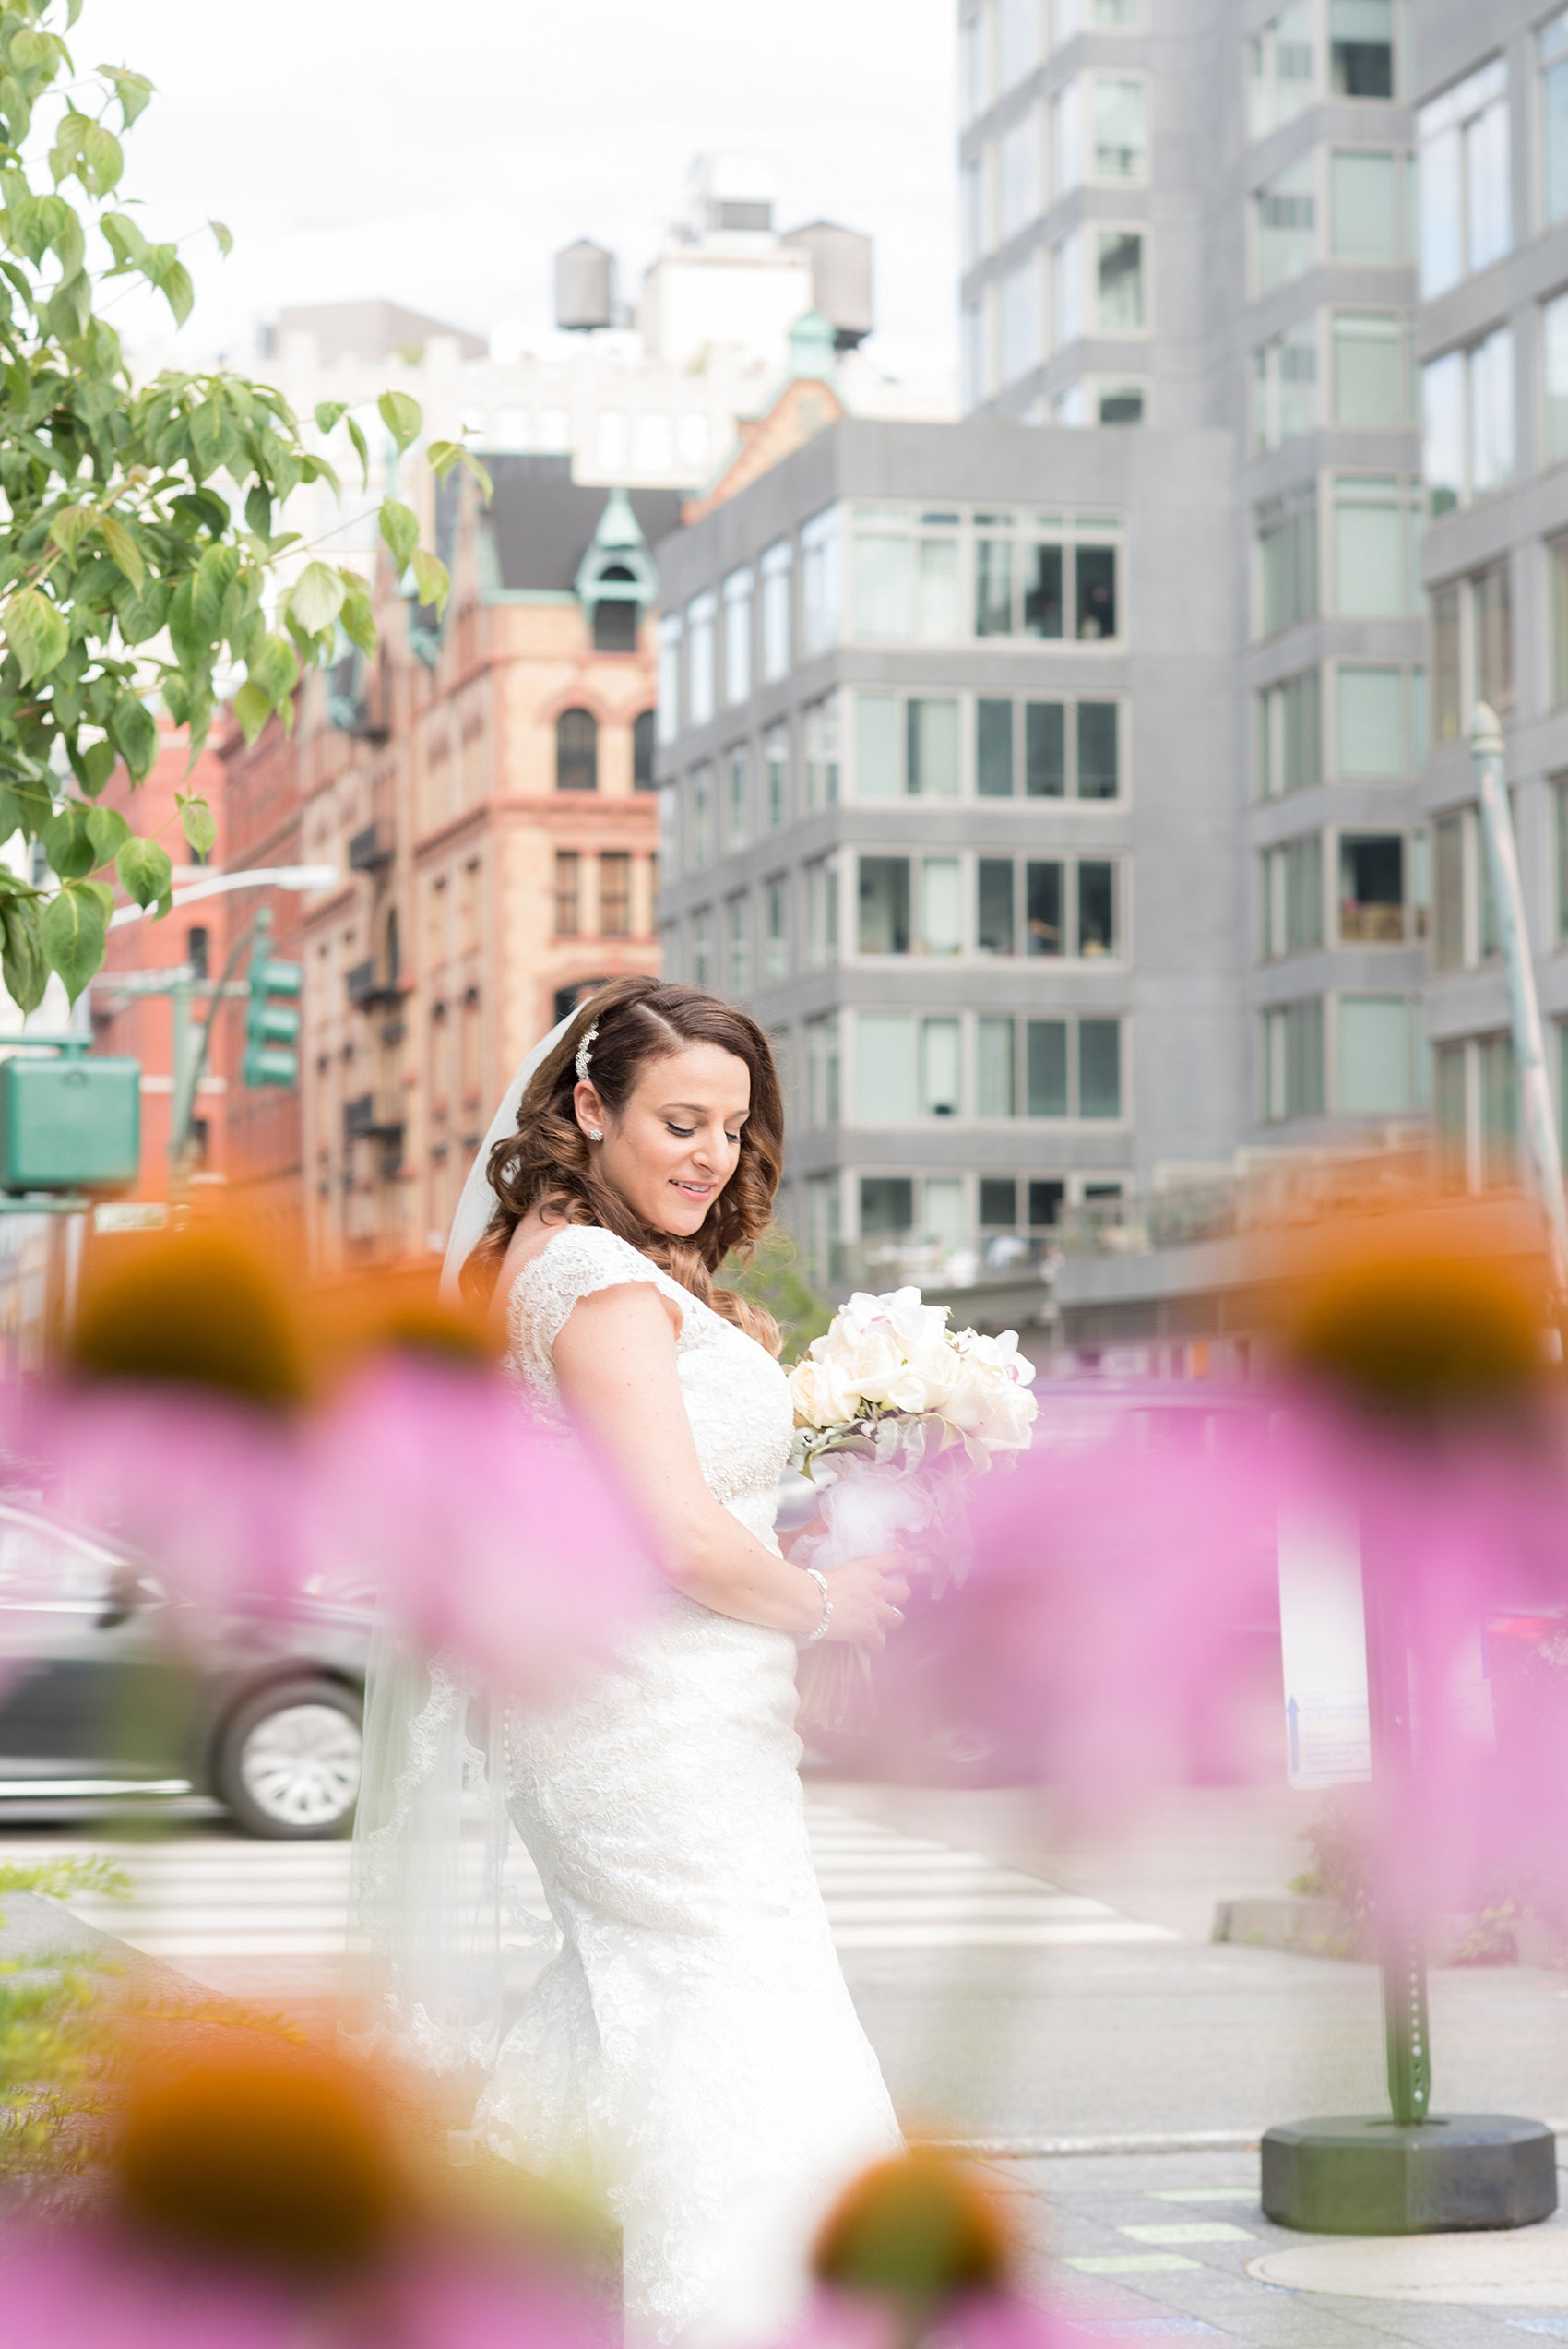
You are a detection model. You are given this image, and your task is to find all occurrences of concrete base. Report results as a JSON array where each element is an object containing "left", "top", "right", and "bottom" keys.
[{"left": 1261, "top": 2115, "right": 1559, "bottom": 2236}]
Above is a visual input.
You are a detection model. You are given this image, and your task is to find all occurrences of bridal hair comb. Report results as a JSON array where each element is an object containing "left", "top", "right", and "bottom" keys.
[{"left": 575, "top": 1020, "right": 600, "bottom": 1084}]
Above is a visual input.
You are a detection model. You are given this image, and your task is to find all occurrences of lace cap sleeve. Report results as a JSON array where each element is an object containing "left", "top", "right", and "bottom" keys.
[{"left": 507, "top": 1225, "right": 689, "bottom": 1395}]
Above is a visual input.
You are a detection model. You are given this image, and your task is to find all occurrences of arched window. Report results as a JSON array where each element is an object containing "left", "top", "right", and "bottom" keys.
[
  {"left": 592, "top": 565, "right": 640, "bottom": 653},
  {"left": 633, "top": 709, "right": 657, "bottom": 790},
  {"left": 384, "top": 907, "right": 400, "bottom": 985},
  {"left": 556, "top": 708, "right": 599, "bottom": 792}
]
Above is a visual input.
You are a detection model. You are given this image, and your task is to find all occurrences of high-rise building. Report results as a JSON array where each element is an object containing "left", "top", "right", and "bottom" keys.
[
  {"left": 1412, "top": 4, "right": 1558, "bottom": 1190},
  {"left": 959, "top": 0, "right": 1429, "bottom": 1152}
]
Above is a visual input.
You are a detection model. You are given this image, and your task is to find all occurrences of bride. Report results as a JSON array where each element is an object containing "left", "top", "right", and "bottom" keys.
[{"left": 448, "top": 973, "right": 908, "bottom": 2346}]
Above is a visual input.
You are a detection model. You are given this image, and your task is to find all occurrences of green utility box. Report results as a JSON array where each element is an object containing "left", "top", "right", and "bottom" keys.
[{"left": 0, "top": 1055, "right": 140, "bottom": 1191}]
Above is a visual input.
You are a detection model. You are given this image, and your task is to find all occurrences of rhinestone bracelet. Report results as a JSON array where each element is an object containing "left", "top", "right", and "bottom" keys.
[{"left": 803, "top": 1567, "right": 832, "bottom": 1644}]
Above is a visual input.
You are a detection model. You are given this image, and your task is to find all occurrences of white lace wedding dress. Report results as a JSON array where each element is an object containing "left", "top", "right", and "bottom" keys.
[{"left": 474, "top": 1225, "right": 902, "bottom": 2347}]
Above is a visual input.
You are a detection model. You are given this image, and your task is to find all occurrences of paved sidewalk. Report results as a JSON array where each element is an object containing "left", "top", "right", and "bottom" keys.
[{"left": 975, "top": 2146, "right": 1568, "bottom": 2349}]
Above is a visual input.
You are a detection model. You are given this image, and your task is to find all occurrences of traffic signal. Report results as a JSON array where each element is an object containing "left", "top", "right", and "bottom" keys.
[{"left": 244, "top": 908, "right": 302, "bottom": 1089}]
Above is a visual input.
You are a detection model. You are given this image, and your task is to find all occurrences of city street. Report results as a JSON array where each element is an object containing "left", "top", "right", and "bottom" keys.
[{"left": 6, "top": 1777, "right": 1567, "bottom": 2345}]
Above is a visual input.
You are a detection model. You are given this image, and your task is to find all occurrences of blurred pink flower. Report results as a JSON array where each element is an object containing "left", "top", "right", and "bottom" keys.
[{"left": 790, "top": 2285, "right": 1088, "bottom": 2349}]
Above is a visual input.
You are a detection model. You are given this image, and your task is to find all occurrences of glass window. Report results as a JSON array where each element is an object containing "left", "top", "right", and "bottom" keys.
[
  {"left": 978, "top": 1017, "right": 1016, "bottom": 1115},
  {"left": 1075, "top": 545, "right": 1117, "bottom": 639},
  {"left": 1051, "top": 83, "right": 1083, "bottom": 197},
  {"left": 1027, "top": 860, "right": 1063, "bottom": 955},
  {"left": 1026, "top": 699, "right": 1066, "bottom": 794},
  {"left": 1333, "top": 476, "right": 1417, "bottom": 616},
  {"left": 921, "top": 1019, "right": 962, "bottom": 1116},
  {"left": 978, "top": 699, "right": 1015, "bottom": 797},
  {"left": 1431, "top": 581, "right": 1462, "bottom": 742},
  {"left": 556, "top": 708, "right": 599, "bottom": 793},
  {"left": 975, "top": 535, "right": 1014, "bottom": 636},
  {"left": 1026, "top": 1019, "right": 1069, "bottom": 1116},
  {"left": 657, "top": 615, "right": 681, "bottom": 745},
  {"left": 1092, "top": 78, "right": 1146, "bottom": 178},
  {"left": 764, "top": 721, "right": 788, "bottom": 827},
  {"left": 1257, "top": 489, "right": 1318, "bottom": 635},
  {"left": 1022, "top": 542, "right": 1064, "bottom": 637},
  {"left": 692, "top": 906, "right": 714, "bottom": 991},
  {"left": 962, "top": 298, "right": 990, "bottom": 411},
  {"left": 553, "top": 849, "right": 579, "bottom": 937},
  {"left": 980, "top": 1176, "right": 1019, "bottom": 1227},
  {"left": 1330, "top": 151, "right": 1403, "bottom": 262},
  {"left": 908, "top": 698, "right": 960, "bottom": 795},
  {"left": 723, "top": 745, "right": 748, "bottom": 849},
  {"left": 1480, "top": 1031, "right": 1516, "bottom": 1186},
  {"left": 1000, "top": 256, "right": 1041, "bottom": 385},
  {"left": 686, "top": 592, "right": 716, "bottom": 727},
  {"left": 804, "top": 1012, "right": 839, "bottom": 1126},
  {"left": 999, "top": 110, "right": 1039, "bottom": 236},
  {"left": 1099, "top": 383, "right": 1145, "bottom": 423},
  {"left": 1336, "top": 667, "right": 1406, "bottom": 777},
  {"left": 1418, "top": 58, "right": 1510, "bottom": 296},
  {"left": 1432, "top": 814, "right": 1465, "bottom": 969},
  {"left": 1421, "top": 350, "right": 1465, "bottom": 513},
  {"left": 1551, "top": 539, "right": 1568, "bottom": 706},
  {"left": 726, "top": 895, "right": 749, "bottom": 994},
  {"left": 1053, "top": 228, "right": 1084, "bottom": 343},
  {"left": 853, "top": 692, "right": 897, "bottom": 799},
  {"left": 1545, "top": 292, "right": 1568, "bottom": 465},
  {"left": 1079, "top": 1019, "right": 1123, "bottom": 1118},
  {"left": 1076, "top": 702, "right": 1119, "bottom": 798},
  {"left": 800, "top": 507, "right": 841, "bottom": 655},
  {"left": 921, "top": 858, "right": 963, "bottom": 955},
  {"left": 1543, "top": 11, "right": 1568, "bottom": 227},
  {"left": 854, "top": 528, "right": 912, "bottom": 639},
  {"left": 1256, "top": 155, "right": 1316, "bottom": 292},
  {"left": 1095, "top": 231, "right": 1145, "bottom": 331},
  {"left": 861, "top": 1175, "right": 914, "bottom": 1235},
  {"left": 803, "top": 694, "right": 840, "bottom": 806},
  {"left": 1262, "top": 834, "right": 1323, "bottom": 958},
  {"left": 1468, "top": 328, "right": 1515, "bottom": 495},
  {"left": 688, "top": 764, "right": 713, "bottom": 865},
  {"left": 961, "top": 155, "right": 986, "bottom": 268},
  {"left": 858, "top": 856, "right": 911, "bottom": 954},
  {"left": 805, "top": 855, "right": 838, "bottom": 967},
  {"left": 1474, "top": 557, "right": 1512, "bottom": 717},
  {"left": 763, "top": 877, "right": 789, "bottom": 983},
  {"left": 1556, "top": 779, "right": 1568, "bottom": 937},
  {"left": 633, "top": 708, "right": 657, "bottom": 790},
  {"left": 760, "top": 541, "right": 791, "bottom": 679},
  {"left": 978, "top": 860, "right": 1016, "bottom": 954},
  {"left": 1248, "top": 2, "right": 1315, "bottom": 139},
  {"left": 1254, "top": 320, "right": 1318, "bottom": 450},
  {"left": 1262, "top": 997, "right": 1324, "bottom": 1120},
  {"left": 1339, "top": 996, "right": 1411, "bottom": 1111},
  {"left": 998, "top": 0, "right": 1037, "bottom": 90},
  {"left": 857, "top": 1015, "right": 918, "bottom": 1121},
  {"left": 1077, "top": 861, "right": 1116, "bottom": 955},
  {"left": 1332, "top": 313, "right": 1407, "bottom": 427},
  {"left": 1258, "top": 671, "right": 1321, "bottom": 796},
  {"left": 600, "top": 851, "right": 631, "bottom": 937},
  {"left": 1028, "top": 1178, "right": 1065, "bottom": 1226},
  {"left": 722, "top": 569, "right": 753, "bottom": 705},
  {"left": 1338, "top": 834, "right": 1405, "bottom": 942},
  {"left": 1331, "top": 0, "right": 1393, "bottom": 98},
  {"left": 915, "top": 534, "right": 961, "bottom": 640}
]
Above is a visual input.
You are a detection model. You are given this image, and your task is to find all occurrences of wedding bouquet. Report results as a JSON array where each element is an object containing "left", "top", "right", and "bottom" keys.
[{"left": 786, "top": 1288, "right": 1038, "bottom": 1732}]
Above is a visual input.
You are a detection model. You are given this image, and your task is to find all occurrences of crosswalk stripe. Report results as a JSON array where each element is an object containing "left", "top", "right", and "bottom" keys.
[{"left": 3, "top": 1796, "right": 1172, "bottom": 1960}]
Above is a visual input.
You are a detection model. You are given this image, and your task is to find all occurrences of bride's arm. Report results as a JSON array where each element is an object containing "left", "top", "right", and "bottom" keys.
[{"left": 552, "top": 1284, "right": 906, "bottom": 1645}]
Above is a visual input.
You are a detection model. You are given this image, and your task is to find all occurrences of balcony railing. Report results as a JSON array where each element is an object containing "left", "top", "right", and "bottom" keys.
[
  {"left": 349, "top": 822, "right": 394, "bottom": 874},
  {"left": 1338, "top": 902, "right": 1406, "bottom": 946},
  {"left": 346, "top": 960, "right": 403, "bottom": 1009},
  {"left": 344, "top": 1093, "right": 404, "bottom": 1148},
  {"left": 831, "top": 1233, "right": 1056, "bottom": 1293}
]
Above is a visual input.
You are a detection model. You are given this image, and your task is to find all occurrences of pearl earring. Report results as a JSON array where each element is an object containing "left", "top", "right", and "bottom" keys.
[{"left": 586, "top": 1126, "right": 603, "bottom": 1142}]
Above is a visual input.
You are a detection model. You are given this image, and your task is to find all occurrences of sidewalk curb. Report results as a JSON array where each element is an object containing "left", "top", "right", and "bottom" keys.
[{"left": 921, "top": 2124, "right": 1568, "bottom": 2160}]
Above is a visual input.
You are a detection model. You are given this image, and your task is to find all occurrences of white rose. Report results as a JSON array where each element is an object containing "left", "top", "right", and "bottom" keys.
[
  {"left": 838, "top": 1324, "right": 908, "bottom": 1407},
  {"left": 956, "top": 1329, "right": 1037, "bottom": 1389},
  {"left": 882, "top": 1287, "right": 951, "bottom": 1357},
  {"left": 790, "top": 1355, "right": 863, "bottom": 1430}
]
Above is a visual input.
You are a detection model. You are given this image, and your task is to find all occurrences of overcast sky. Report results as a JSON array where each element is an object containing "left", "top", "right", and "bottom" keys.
[{"left": 112, "top": 0, "right": 958, "bottom": 384}]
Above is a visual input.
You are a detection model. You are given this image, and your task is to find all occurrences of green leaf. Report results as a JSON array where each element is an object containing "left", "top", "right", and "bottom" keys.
[
  {"left": 346, "top": 414, "right": 369, "bottom": 487},
  {"left": 101, "top": 209, "right": 147, "bottom": 270},
  {"left": 232, "top": 679, "right": 271, "bottom": 746},
  {"left": 427, "top": 438, "right": 463, "bottom": 478},
  {"left": 42, "top": 805, "right": 95, "bottom": 880},
  {"left": 85, "top": 805, "right": 130, "bottom": 865},
  {"left": 244, "top": 483, "right": 271, "bottom": 538},
  {"left": 0, "top": 899, "right": 47, "bottom": 1016},
  {"left": 340, "top": 588, "right": 375, "bottom": 657},
  {"left": 314, "top": 399, "right": 348, "bottom": 435},
  {"left": 115, "top": 835, "right": 172, "bottom": 909},
  {"left": 209, "top": 217, "right": 232, "bottom": 257},
  {"left": 378, "top": 498, "right": 419, "bottom": 570},
  {"left": 176, "top": 793, "right": 216, "bottom": 857},
  {"left": 158, "top": 258, "right": 194, "bottom": 328},
  {"left": 41, "top": 881, "right": 106, "bottom": 1004},
  {"left": 249, "top": 632, "right": 300, "bottom": 708},
  {"left": 286, "top": 560, "right": 345, "bottom": 637},
  {"left": 100, "top": 64, "right": 154, "bottom": 128},
  {"left": 80, "top": 121, "right": 122, "bottom": 196},
  {"left": 68, "top": 737, "right": 115, "bottom": 798},
  {"left": 44, "top": 267, "right": 91, "bottom": 343},
  {"left": 0, "top": 775, "right": 57, "bottom": 842},
  {"left": 410, "top": 547, "right": 449, "bottom": 617},
  {"left": 4, "top": 588, "right": 68, "bottom": 683},
  {"left": 109, "top": 692, "right": 159, "bottom": 781},
  {"left": 100, "top": 513, "right": 144, "bottom": 593},
  {"left": 48, "top": 503, "right": 93, "bottom": 557},
  {"left": 192, "top": 542, "right": 239, "bottom": 637},
  {"left": 377, "top": 388, "right": 422, "bottom": 454}
]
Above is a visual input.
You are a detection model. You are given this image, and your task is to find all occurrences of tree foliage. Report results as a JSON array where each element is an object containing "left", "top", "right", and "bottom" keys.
[{"left": 0, "top": 0, "right": 487, "bottom": 1006}]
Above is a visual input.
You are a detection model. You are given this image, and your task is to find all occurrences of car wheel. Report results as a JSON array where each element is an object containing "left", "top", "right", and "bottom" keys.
[{"left": 216, "top": 1677, "right": 362, "bottom": 1839}]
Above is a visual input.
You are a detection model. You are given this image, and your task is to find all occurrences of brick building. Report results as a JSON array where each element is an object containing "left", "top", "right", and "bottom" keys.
[{"left": 292, "top": 456, "right": 678, "bottom": 1268}]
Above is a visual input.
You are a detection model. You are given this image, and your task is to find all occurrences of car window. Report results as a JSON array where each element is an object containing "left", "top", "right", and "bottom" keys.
[{"left": 0, "top": 1517, "right": 113, "bottom": 1607}]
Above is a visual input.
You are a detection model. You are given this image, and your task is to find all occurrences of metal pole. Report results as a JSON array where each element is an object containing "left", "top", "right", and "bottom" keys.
[
  {"left": 1364, "top": 1556, "right": 1431, "bottom": 2126},
  {"left": 1470, "top": 701, "right": 1568, "bottom": 1301}
]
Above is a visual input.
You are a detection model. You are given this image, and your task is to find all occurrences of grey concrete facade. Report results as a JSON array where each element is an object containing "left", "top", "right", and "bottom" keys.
[
  {"left": 1412, "top": 0, "right": 1568, "bottom": 1188},
  {"left": 652, "top": 417, "right": 1244, "bottom": 1286},
  {"left": 961, "top": 0, "right": 1429, "bottom": 1156}
]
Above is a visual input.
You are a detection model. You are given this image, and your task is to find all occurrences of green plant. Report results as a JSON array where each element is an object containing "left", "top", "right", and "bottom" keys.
[
  {"left": 0, "top": 1851, "right": 130, "bottom": 1902},
  {"left": 0, "top": 0, "right": 486, "bottom": 1008},
  {"left": 724, "top": 1226, "right": 833, "bottom": 1365}
]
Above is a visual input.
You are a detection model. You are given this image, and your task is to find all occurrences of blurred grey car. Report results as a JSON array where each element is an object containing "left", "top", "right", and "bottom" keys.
[{"left": 0, "top": 1494, "right": 370, "bottom": 1837}]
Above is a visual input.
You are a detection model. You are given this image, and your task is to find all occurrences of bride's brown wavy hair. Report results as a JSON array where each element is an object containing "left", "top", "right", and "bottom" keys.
[{"left": 462, "top": 975, "right": 784, "bottom": 1353}]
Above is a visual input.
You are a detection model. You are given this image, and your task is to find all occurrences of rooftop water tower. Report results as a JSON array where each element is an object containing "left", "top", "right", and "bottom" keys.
[{"left": 553, "top": 239, "right": 616, "bottom": 332}]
